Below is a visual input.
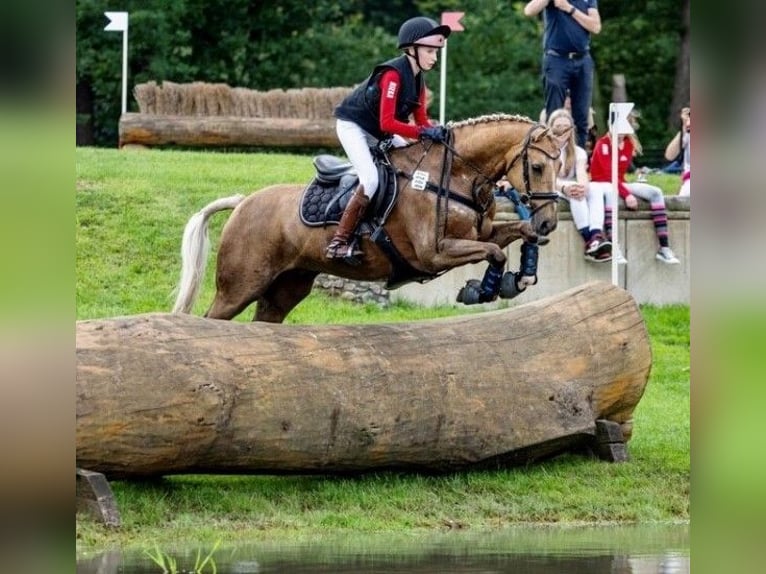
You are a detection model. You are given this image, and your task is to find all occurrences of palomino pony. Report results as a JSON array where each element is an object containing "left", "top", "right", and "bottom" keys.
[{"left": 172, "top": 113, "right": 560, "bottom": 323}]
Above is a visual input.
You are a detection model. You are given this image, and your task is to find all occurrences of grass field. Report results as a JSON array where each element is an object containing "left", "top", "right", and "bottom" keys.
[{"left": 76, "top": 147, "right": 689, "bottom": 552}]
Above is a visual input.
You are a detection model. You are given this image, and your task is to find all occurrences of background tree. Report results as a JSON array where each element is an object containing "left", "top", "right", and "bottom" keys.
[
  {"left": 668, "top": 0, "right": 690, "bottom": 125},
  {"left": 589, "top": 0, "right": 682, "bottom": 161},
  {"left": 76, "top": 0, "right": 688, "bottom": 161}
]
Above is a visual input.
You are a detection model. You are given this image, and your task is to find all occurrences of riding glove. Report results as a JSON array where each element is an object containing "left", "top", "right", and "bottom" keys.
[{"left": 419, "top": 125, "right": 448, "bottom": 143}]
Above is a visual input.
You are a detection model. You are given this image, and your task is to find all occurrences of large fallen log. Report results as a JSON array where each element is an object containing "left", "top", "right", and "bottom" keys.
[
  {"left": 118, "top": 113, "right": 339, "bottom": 148},
  {"left": 76, "top": 281, "right": 651, "bottom": 478}
]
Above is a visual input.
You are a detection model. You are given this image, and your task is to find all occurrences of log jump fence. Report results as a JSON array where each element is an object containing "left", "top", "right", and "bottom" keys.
[
  {"left": 76, "top": 282, "right": 650, "bottom": 525},
  {"left": 120, "top": 81, "right": 352, "bottom": 148}
]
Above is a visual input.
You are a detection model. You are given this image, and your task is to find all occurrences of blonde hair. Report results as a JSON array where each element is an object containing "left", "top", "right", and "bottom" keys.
[
  {"left": 547, "top": 108, "right": 576, "bottom": 175},
  {"left": 626, "top": 110, "right": 643, "bottom": 156}
]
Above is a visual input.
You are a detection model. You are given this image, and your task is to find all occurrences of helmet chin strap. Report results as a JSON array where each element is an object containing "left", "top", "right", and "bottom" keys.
[{"left": 405, "top": 48, "right": 426, "bottom": 72}]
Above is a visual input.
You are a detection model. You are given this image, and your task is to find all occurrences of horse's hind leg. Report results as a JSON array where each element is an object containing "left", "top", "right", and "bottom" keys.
[
  {"left": 254, "top": 269, "right": 319, "bottom": 323},
  {"left": 204, "top": 266, "right": 268, "bottom": 321},
  {"left": 205, "top": 291, "right": 256, "bottom": 322}
]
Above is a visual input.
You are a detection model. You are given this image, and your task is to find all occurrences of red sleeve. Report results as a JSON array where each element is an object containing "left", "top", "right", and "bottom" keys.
[
  {"left": 378, "top": 69, "right": 424, "bottom": 140},
  {"left": 412, "top": 87, "right": 430, "bottom": 126},
  {"left": 589, "top": 135, "right": 631, "bottom": 198}
]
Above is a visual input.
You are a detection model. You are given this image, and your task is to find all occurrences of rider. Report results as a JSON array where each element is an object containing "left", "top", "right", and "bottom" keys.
[{"left": 326, "top": 16, "right": 451, "bottom": 260}]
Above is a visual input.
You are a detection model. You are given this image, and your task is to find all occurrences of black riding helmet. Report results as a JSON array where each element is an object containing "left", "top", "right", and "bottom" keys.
[{"left": 397, "top": 17, "right": 451, "bottom": 49}]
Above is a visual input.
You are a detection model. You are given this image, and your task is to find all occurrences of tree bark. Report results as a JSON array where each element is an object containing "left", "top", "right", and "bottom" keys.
[
  {"left": 76, "top": 282, "right": 651, "bottom": 478},
  {"left": 669, "top": 0, "right": 691, "bottom": 126},
  {"left": 118, "top": 113, "right": 339, "bottom": 148}
]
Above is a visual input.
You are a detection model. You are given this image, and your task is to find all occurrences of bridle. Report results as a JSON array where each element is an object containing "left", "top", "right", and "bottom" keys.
[
  {"left": 503, "top": 124, "right": 561, "bottom": 216},
  {"left": 432, "top": 123, "right": 561, "bottom": 217},
  {"left": 394, "top": 122, "right": 561, "bottom": 249}
]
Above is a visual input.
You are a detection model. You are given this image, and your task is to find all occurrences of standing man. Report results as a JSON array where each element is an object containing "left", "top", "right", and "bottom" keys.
[{"left": 524, "top": 0, "right": 601, "bottom": 149}]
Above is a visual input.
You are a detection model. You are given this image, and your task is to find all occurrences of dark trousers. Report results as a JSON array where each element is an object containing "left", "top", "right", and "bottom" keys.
[{"left": 542, "top": 53, "right": 594, "bottom": 149}]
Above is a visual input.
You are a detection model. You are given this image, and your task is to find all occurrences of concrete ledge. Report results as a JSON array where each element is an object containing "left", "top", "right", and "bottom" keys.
[{"left": 390, "top": 196, "right": 690, "bottom": 307}]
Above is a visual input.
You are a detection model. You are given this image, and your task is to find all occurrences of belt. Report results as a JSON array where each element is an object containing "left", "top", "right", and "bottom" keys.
[{"left": 546, "top": 49, "right": 588, "bottom": 60}]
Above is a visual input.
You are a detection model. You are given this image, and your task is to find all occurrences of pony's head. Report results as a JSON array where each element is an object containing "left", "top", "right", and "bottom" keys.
[
  {"left": 446, "top": 114, "right": 561, "bottom": 238},
  {"left": 501, "top": 122, "right": 561, "bottom": 237}
]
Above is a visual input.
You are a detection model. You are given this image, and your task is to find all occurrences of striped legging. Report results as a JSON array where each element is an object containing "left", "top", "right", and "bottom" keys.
[{"left": 589, "top": 181, "right": 670, "bottom": 248}]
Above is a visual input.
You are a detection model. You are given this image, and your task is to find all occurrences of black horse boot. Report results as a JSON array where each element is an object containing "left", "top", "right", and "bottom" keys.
[{"left": 325, "top": 187, "right": 370, "bottom": 260}]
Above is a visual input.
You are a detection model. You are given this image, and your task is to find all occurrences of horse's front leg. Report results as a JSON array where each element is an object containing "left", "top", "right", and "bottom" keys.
[
  {"left": 428, "top": 237, "right": 507, "bottom": 270},
  {"left": 487, "top": 220, "right": 540, "bottom": 291},
  {"left": 487, "top": 219, "right": 537, "bottom": 248},
  {"left": 434, "top": 230, "right": 540, "bottom": 306},
  {"left": 424, "top": 238, "right": 511, "bottom": 305}
]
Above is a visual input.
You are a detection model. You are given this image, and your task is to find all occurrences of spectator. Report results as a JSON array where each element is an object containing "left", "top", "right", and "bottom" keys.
[
  {"left": 547, "top": 107, "right": 611, "bottom": 262},
  {"left": 524, "top": 0, "right": 602, "bottom": 150},
  {"left": 664, "top": 106, "right": 691, "bottom": 197},
  {"left": 539, "top": 92, "right": 598, "bottom": 157},
  {"left": 589, "top": 111, "right": 680, "bottom": 265}
]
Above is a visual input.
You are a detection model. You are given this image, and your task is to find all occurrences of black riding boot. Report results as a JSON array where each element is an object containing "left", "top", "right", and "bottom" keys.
[{"left": 325, "top": 187, "right": 370, "bottom": 260}]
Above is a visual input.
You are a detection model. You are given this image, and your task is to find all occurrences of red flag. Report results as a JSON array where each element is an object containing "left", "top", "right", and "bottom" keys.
[{"left": 441, "top": 12, "right": 465, "bottom": 32}]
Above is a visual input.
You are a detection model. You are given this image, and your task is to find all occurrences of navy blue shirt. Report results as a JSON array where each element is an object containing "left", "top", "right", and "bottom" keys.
[{"left": 542, "top": 0, "right": 597, "bottom": 53}]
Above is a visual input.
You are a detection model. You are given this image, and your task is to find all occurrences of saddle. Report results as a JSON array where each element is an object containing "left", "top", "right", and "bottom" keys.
[
  {"left": 299, "top": 152, "right": 440, "bottom": 289},
  {"left": 299, "top": 154, "right": 397, "bottom": 229}
]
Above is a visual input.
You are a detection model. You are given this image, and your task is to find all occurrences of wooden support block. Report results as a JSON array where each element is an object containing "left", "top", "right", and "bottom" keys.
[
  {"left": 76, "top": 468, "right": 120, "bottom": 527},
  {"left": 597, "top": 442, "right": 629, "bottom": 462},
  {"left": 593, "top": 419, "right": 630, "bottom": 463}
]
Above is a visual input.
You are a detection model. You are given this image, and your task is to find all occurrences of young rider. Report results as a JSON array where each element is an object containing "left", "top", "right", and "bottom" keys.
[{"left": 326, "top": 16, "right": 451, "bottom": 260}]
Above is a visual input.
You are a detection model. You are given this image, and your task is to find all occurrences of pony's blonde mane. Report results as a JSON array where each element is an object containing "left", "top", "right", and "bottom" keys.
[{"left": 447, "top": 113, "right": 535, "bottom": 129}]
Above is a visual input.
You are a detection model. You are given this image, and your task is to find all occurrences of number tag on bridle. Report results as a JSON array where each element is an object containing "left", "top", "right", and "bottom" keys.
[{"left": 411, "top": 170, "right": 429, "bottom": 191}]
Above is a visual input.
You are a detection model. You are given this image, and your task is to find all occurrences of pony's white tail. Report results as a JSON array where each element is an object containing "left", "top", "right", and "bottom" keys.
[{"left": 172, "top": 194, "right": 246, "bottom": 314}]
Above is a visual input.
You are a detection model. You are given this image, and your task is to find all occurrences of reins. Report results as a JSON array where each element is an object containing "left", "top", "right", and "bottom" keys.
[
  {"left": 395, "top": 121, "right": 560, "bottom": 249},
  {"left": 433, "top": 132, "right": 454, "bottom": 252}
]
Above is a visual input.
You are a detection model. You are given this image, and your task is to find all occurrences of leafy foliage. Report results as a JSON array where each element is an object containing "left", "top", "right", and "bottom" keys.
[{"left": 77, "top": 0, "right": 687, "bottom": 153}]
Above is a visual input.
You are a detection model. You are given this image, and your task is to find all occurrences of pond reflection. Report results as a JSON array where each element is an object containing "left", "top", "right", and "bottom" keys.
[{"left": 77, "top": 523, "right": 689, "bottom": 574}]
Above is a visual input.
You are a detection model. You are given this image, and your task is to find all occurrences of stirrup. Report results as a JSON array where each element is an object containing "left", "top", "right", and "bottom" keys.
[{"left": 326, "top": 240, "right": 363, "bottom": 261}]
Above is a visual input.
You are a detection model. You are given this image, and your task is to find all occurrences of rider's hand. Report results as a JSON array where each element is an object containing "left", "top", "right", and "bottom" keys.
[
  {"left": 564, "top": 183, "right": 586, "bottom": 200},
  {"left": 420, "top": 125, "right": 448, "bottom": 143},
  {"left": 624, "top": 193, "right": 639, "bottom": 210}
]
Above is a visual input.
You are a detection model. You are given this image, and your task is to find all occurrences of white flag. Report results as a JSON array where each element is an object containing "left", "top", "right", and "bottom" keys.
[
  {"left": 104, "top": 11, "right": 128, "bottom": 32},
  {"left": 609, "top": 102, "right": 634, "bottom": 135}
]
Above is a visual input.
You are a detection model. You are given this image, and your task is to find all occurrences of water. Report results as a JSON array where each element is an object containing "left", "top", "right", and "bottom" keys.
[{"left": 77, "top": 523, "right": 689, "bottom": 573}]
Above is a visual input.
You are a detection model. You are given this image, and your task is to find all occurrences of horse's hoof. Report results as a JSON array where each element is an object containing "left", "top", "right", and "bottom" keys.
[
  {"left": 457, "top": 279, "right": 482, "bottom": 305},
  {"left": 499, "top": 272, "right": 526, "bottom": 299}
]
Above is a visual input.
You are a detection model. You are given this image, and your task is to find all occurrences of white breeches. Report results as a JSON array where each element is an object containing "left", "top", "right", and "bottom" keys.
[
  {"left": 558, "top": 182, "right": 606, "bottom": 232},
  {"left": 336, "top": 119, "right": 379, "bottom": 198},
  {"left": 336, "top": 120, "right": 410, "bottom": 199}
]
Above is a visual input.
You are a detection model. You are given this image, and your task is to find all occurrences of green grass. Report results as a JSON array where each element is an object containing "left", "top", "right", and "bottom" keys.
[{"left": 75, "top": 147, "right": 689, "bottom": 552}]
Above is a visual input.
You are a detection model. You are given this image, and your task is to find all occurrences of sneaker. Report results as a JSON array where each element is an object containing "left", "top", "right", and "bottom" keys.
[
  {"left": 594, "top": 250, "right": 612, "bottom": 262},
  {"left": 585, "top": 234, "right": 612, "bottom": 256},
  {"left": 584, "top": 249, "right": 612, "bottom": 263},
  {"left": 656, "top": 246, "right": 680, "bottom": 264},
  {"left": 585, "top": 234, "right": 605, "bottom": 253}
]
